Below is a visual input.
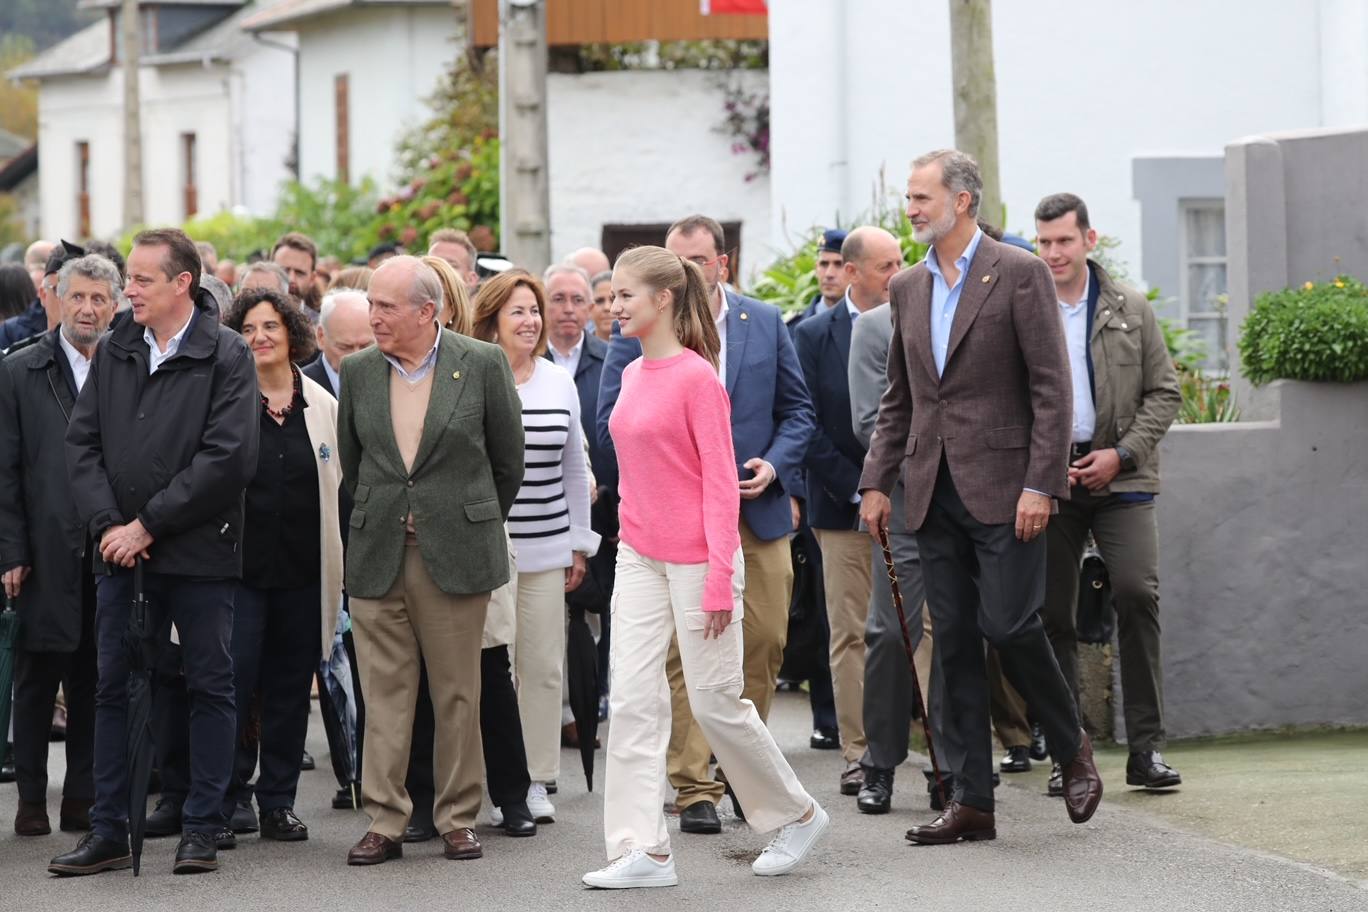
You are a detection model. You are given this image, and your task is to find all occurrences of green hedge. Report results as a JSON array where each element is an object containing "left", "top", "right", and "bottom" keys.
[{"left": 1238, "top": 276, "right": 1368, "bottom": 385}]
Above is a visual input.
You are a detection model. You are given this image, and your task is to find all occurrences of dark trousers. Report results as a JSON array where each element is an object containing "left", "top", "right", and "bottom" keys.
[
  {"left": 222, "top": 583, "right": 321, "bottom": 815},
  {"left": 792, "top": 523, "right": 838, "bottom": 734},
  {"left": 91, "top": 572, "right": 235, "bottom": 839},
  {"left": 916, "top": 461, "right": 1081, "bottom": 813},
  {"left": 1044, "top": 486, "right": 1166, "bottom": 751},
  {"left": 152, "top": 652, "right": 190, "bottom": 805},
  {"left": 406, "top": 646, "right": 530, "bottom": 828},
  {"left": 12, "top": 583, "right": 98, "bottom": 804}
]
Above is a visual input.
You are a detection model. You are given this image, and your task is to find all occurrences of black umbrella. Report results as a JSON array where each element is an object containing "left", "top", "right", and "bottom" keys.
[
  {"left": 124, "top": 561, "right": 158, "bottom": 876},
  {"left": 0, "top": 596, "right": 19, "bottom": 743},
  {"left": 565, "top": 605, "right": 599, "bottom": 792},
  {"left": 317, "top": 609, "right": 360, "bottom": 808}
]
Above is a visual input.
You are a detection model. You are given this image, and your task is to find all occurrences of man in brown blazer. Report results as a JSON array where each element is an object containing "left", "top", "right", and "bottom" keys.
[{"left": 859, "top": 150, "right": 1102, "bottom": 844}]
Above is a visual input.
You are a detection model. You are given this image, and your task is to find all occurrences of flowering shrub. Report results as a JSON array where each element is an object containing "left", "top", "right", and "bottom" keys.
[
  {"left": 374, "top": 134, "right": 501, "bottom": 252},
  {"left": 1239, "top": 275, "right": 1368, "bottom": 384},
  {"left": 716, "top": 82, "right": 769, "bottom": 181}
]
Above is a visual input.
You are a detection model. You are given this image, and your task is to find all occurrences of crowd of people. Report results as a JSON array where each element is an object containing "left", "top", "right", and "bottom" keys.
[{"left": 0, "top": 147, "right": 1184, "bottom": 888}]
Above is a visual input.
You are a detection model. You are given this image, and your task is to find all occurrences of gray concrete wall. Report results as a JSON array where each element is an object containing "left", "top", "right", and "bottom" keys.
[
  {"left": 1225, "top": 127, "right": 1368, "bottom": 418},
  {"left": 1132, "top": 155, "right": 1225, "bottom": 323},
  {"left": 1142, "top": 380, "right": 1368, "bottom": 739}
]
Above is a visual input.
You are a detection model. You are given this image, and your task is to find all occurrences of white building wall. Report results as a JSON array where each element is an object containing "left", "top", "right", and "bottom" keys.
[
  {"left": 769, "top": 0, "right": 1365, "bottom": 281},
  {"left": 138, "top": 63, "right": 236, "bottom": 225},
  {"left": 232, "top": 34, "right": 299, "bottom": 217},
  {"left": 36, "top": 76, "right": 124, "bottom": 239},
  {"left": 547, "top": 69, "right": 772, "bottom": 283},
  {"left": 296, "top": 6, "right": 462, "bottom": 189}
]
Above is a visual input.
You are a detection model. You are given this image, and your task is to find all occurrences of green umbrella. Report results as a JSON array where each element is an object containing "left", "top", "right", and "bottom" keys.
[{"left": 0, "top": 596, "right": 19, "bottom": 743}]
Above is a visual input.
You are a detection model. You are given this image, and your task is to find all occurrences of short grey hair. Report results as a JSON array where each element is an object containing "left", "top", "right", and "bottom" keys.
[
  {"left": 543, "top": 263, "right": 592, "bottom": 291},
  {"left": 591, "top": 270, "right": 613, "bottom": 287},
  {"left": 57, "top": 254, "right": 124, "bottom": 304},
  {"left": 384, "top": 255, "right": 444, "bottom": 311},
  {"left": 319, "top": 287, "right": 368, "bottom": 331},
  {"left": 913, "top": 149, "right": 983, "bottom": 217},
  {"left": 238, "top": 261, "right": 290, "bottom": 295}
]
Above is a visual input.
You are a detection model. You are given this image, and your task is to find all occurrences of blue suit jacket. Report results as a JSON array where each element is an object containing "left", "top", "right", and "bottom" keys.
[
  {"left": 545, "top": 330, "right": 617, "bottom": 492},
  {"left": 596, "top": 289, "right": 814, "bottom": 542},
  {"left": 793, "top": 299, "right": 866, "bottom": 531}
]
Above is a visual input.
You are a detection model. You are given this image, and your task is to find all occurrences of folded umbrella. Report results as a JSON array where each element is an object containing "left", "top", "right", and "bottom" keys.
[
  {"left": 317, "top": 601, "right": 359, "bottom": 808},
  {"left": 0, "top": 596, "right": 19, "bottom": 744},
  {"left": 124, "top": 561, "right": 159, "bottom": 876},
  {"left": 565, "top": 606, "right": 600, "bottom": 792}
]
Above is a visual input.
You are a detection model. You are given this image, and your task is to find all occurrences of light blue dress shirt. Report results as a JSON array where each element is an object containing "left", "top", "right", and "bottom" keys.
[
  {"left": 143, "top": 310, "right": 196, "bottom": 375},
  {"left": 925, "top": 228, "right": 983, "bottom": 377},
  {"left": 382, "top": 326, "right": 441, "bottom": 384}
]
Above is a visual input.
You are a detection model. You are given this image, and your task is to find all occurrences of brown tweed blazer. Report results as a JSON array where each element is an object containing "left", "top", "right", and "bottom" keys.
[{"left": 858, "top": 233, "right": 1072, "bottom": 529}]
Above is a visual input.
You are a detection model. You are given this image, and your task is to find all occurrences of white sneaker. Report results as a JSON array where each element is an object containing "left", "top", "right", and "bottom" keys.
[
  {"left": 527, "top": 783, "right": 555, "bottom": 823},
  {"left": 488, "top": 806, "right": 504, "bottom": 827},
  {"left": 582, "top": 849, "right": 678, "bottom": 889},
  {"left": 752, "top": 803, "right": 830, "bottom": 876}
]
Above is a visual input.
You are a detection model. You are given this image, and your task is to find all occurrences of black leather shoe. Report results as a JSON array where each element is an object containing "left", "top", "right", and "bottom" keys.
[
  {"left": 332, "top": 786, "right": 359, "bottom": 810},
  {"left": 857, "top": 767, "right": 894, "bottom": 814},
  {"left": 0, "top": 744, "right": 15, "bottom": 783},
  {"left": 144, "top": 797, "right": 183, "bottom": 838},
  {"left": 500, "top": 801, "right": 537, "bottom": 837},
  {"left": 48, "top": 833, "right": 134, "bottom": 877},
  {"left": 1126, "top": 751, "right": 1182, "bottom": 789},
  {"left": 260, "top": 807, "right": 309, "bottom": 841},
  {"left": 678, "top": 801, "right": 721, "bottom": 834},
  {"left": 722, "top": 779, "right": 745, "bottom": 822},
  {"left": 300, "top": 750, "right": 315, "bottom": 771},
  {"left": 214, "top": 827, "right": 236, "bottom": 850},
  {"left": 809, "top": 729, "right": 839, "bottom": 750},
  {"left": 173, "top": 831, "right": 218, "bottom": 874},
  {"left": 1000, "top": 746, "right": 1032, "bottom": 773},
  {"left": 402, "top": 823, "right": 438, "bottom": 843},
  {"left": 229, "top": 801, "right": 258, "bottom": 834},
  {"left": 1029, "top": 723, "right": 1049, "bottom": 762},
  {"left": 1047, "top": 762, "right": 1064, "bottom": 798}
]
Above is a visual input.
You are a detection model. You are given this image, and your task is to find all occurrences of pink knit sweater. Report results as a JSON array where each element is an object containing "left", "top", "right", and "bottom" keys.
[{"left": 609, "top": 349, "right": 740, "bottom": 612}]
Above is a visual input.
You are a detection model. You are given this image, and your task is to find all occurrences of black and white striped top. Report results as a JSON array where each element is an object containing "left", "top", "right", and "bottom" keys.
[{"left": 507, "top": 359, "right": 599, "bottom": 571}]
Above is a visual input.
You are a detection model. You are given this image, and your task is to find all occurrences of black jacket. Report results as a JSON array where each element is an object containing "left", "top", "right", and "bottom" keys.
[
  {"left": 65, "top": 289, "right": 261, "bottom": 578},
  {"left": 0, "top": 330, "right": 89, "bottom": 650}
]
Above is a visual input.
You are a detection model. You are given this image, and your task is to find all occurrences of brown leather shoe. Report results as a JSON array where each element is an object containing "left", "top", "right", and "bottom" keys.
[
  {"left": 16, "top": 799, "right": 51, "bottom": 836},
  {"left": 905, "top": 801, "right": 996, "bottom": 845},
  {"left": 839, "top": 762, "right": 864, "bottom": 796},
  {"left": 60, "top": 797, "right": 93, "bottom": 832},
  {"left": 1060, "top": 730, "right": 1104, "bottom": 824},
  {"left": 441, "top": 827, "right": 482, "bottom": 860},
  {"left": 347, "top": 831, "right": 402, "bottom": 866}
]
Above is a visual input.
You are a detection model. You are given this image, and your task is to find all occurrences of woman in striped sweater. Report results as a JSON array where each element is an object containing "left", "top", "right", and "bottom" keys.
[{"left": 472, "top": 271, "right": 599, "bottom": 824}]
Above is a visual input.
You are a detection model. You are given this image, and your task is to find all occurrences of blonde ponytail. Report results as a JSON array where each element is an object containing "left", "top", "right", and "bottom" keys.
[{"left": 615, "top": 246, "right": 722, "bottom": 371}]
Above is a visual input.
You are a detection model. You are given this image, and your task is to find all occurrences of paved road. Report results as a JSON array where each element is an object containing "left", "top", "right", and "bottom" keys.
[{"left": 3, "top": 691, "right": 1365, "bottom": 911}]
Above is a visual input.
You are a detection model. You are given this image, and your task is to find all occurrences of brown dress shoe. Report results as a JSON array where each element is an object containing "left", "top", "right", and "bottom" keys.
[
  {"left": 60, "top": 797, "right": 93, "bottom": 832},
  {"left": 905, "top": 801, "right": 996, "bottom": 845},
  {"left": 441, "top": 827, "right": 483, "bottom": 860},
  {"left": 347, "top": 832, "right": 403, "bottom": 866},
  {"left": 16, "top": 800, "right": 51, "bottom": 836},
  {"left": 839, "top": 762, "right": 864, "bottom": 796},
  {"left": 1060, "top": 730, "right": 1104, "bottom": 824}
]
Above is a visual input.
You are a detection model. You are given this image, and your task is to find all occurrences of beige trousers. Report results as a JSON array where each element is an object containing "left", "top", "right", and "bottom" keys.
[
  {"left": 350, "top": 542, "right": 489, "bottom": 839},
  {"left": 512, "top": 566, "right": 567, "bottom": 783},
  {"left": 814, "top": 528, "right": 872, "bottom": 762},
  {"left": 604, "top": 543, "right": 811, "bottom": 860},
  {"left": 666, "top": 519, "right": 793, "bottom": 806}
]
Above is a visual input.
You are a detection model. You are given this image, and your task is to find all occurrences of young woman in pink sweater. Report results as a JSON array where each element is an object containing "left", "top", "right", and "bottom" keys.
[{"left": 582, "top": 247, "right": 828, "bottom": 890}]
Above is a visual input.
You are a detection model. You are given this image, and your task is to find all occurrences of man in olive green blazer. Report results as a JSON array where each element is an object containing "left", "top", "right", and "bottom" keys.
[{"left": 336, "top": 256, "right": 524, "bottom": 866}]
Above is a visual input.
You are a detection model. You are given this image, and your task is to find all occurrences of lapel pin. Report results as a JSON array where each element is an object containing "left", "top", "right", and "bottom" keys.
[
  {"left": 452, "top": 370, "right": 462, "bottom": 380},
  {"left": 318, "top": 443, "right": 331, "bottom": 463},
  {"left": 739, "top": 312, "right": 749, "bottom": 321},
  {"left": 981, "top": 275, "right": 992, "bottom": 283}
]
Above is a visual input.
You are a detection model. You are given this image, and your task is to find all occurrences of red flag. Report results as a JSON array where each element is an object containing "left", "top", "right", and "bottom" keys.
[{"left": 700, "top": 0, "right": 767, "bottom": 14}]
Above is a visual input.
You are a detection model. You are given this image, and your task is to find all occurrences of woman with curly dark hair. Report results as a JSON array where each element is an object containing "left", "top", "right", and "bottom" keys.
[{"left": 219, "top": 288, "right": 342, "bottom": 841}]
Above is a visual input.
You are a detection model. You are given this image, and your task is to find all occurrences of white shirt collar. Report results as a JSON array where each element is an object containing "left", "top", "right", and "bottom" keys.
[
  {"left": 321, "top": 356, "right": 341, "bottom": 396},
  {"left": 58, "top": 331, "right": 93, "bottom": 391},
  {"left": 382, "top": 325, "right": 441, "bottom": 384},
  {"left": 550, "top": 331, "right": 585, "bottom": 362},
  {"left": 1058, "top": 271, "right": 1091, "bottom": 314},
  {"left": 144, "top": 309, "right": 195, "bottom": 373},
  {"left": 843, "top": 289, "right": 862, "bottom": 320}
]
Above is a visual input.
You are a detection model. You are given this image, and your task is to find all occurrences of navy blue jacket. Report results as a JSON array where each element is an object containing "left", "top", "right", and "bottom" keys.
[
  {"left": 0, "top": 301, "right": 48, "bottom": 352},
  {"left": 793, "top": 298, "right": 867, "bottom": 531},
  {"left": 596, "top": 289, "right": 814, "bottom": 543},
  {"left": 545, "top": 330, "right": 616, "bottom": 492}
]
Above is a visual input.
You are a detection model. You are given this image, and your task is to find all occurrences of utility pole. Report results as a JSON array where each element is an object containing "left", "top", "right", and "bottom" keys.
[
  {"left": 948, "top": 0, "right": 1001, "bottom": 227},
  {"left": 121, "top": 0, "right": 144, "bottom": 229},
  {"left": 497, "top": 0, "right": 550, "bottom": 272}
]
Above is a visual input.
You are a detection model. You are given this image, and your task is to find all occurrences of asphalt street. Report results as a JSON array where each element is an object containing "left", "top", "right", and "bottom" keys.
[{"left": 2, "top": 690, "right": 1365, "bottom": 912}]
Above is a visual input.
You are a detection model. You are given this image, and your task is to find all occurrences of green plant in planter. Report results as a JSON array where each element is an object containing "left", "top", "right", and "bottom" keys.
[
  {"left": 1238, "top": 275, "right": 1368, "bottom": 385},
  {"left": 1177, "top": 370, "right": 1240, "bottom": 423}
]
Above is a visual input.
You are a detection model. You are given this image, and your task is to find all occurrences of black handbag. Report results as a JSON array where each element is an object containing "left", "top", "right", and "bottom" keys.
[{"left": 1075, "top": 542, "right": 1116, "bottom": 645}]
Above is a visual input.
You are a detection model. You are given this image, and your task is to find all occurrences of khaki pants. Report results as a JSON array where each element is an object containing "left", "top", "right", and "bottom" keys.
[
  {"left": 605, "top": 543, "right": 811, "bottom": 860},
  {"left": 351, "top": 542, "right": 489, "bottom": 840},
  {"left": 666, "top": 519, "right": 792, "bottom": 806},
  {"left": 512, "top": 567, "right": 568, "bottom": 783},
  {"left": 814, "top": 528, "right": 872, "bottom": 762}
]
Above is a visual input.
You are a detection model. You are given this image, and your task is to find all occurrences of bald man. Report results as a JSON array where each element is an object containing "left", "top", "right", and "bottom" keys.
[
  {"left": 564, "top": 247, "right": 610, "bottom": 278},
  {"left": 793, "top": 226, "right": 905, "bottom": 796},
  {"left": 305, "top": 289, "right": 374, "bottom": 398},
  {"left": 24, "top": 241, "right": 55, "bottom": 290}
]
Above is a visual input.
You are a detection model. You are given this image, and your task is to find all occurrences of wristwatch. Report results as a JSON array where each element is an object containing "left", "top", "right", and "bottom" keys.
[{"left": 1114, "top": 445, "right": 1137, "bottom": 473}]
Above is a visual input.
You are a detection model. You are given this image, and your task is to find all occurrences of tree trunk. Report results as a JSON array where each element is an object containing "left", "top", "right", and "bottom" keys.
[
  {"left": 122, "top": 0, "right": 144, "bottom": 229},
  {"left": 948, "top": 0, "right": 1002, "bottom": 227}
]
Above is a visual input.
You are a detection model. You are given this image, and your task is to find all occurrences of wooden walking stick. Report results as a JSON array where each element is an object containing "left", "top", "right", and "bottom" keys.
[{"left": 877, "top": 527, "right": 949, "bottom": 810}]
